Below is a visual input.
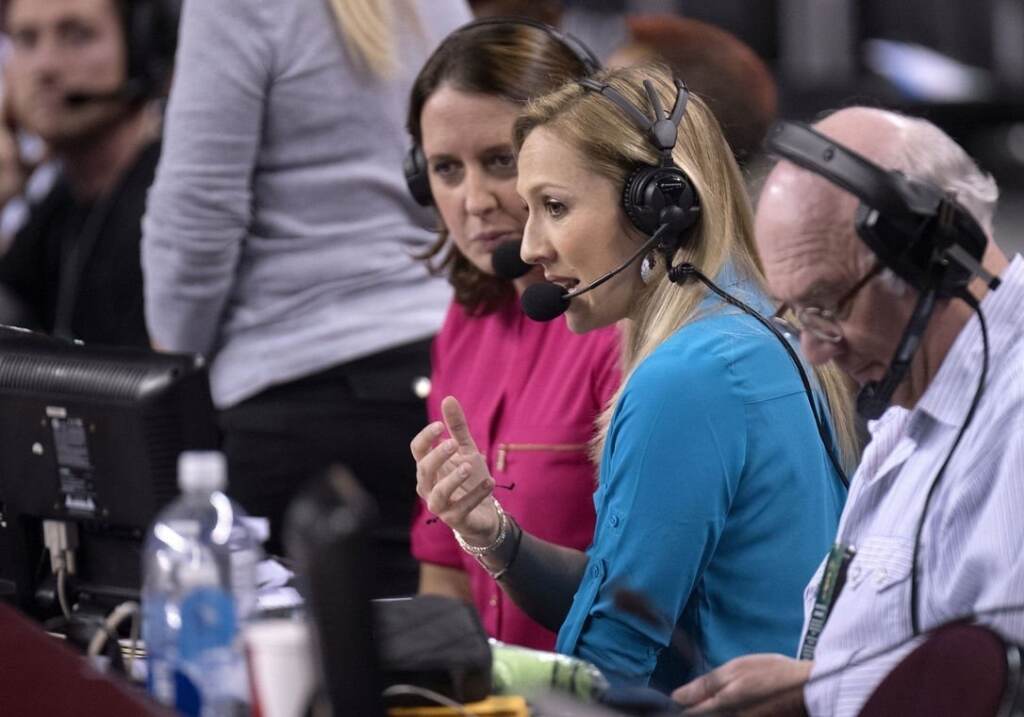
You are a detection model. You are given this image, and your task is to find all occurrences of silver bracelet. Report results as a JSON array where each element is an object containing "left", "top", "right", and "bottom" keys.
[{"left": 454, "top": 499, "right": 507, "bottom": 556}]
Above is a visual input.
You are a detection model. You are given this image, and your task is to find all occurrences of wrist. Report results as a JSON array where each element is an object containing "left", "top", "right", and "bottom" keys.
[{"left": 454, "top": 500, "right": 507, "bottom": 555}]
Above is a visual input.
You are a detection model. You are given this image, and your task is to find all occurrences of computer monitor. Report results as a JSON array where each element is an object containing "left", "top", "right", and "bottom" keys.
[{"left": 0, "top": 326, "right": 218, "bottom": 617}]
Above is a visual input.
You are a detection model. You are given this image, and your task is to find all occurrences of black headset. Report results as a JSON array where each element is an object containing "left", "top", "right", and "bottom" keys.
[
  {"left": 578, "top": 77, "right": 702, "bottom": 251},
  {"left": 119, "top": 0, "right": 180, "bottom": 101},
  {"left": 404, "top": 17, "right": 601, "bottom": 207},
  {"left": 766, "top": 121, "right": 994, "bottom": 300},
  {"left": 766, "top": 121, "right": 1001, "bottom": 420}
]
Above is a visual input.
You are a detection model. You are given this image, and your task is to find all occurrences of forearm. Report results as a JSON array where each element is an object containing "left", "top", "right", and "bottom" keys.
[
  {"left": 480, "top": 519, "right": 587, "bottom": 632},
  {"left": 141, "top": 0, "right": 267, "bottom": 354}
]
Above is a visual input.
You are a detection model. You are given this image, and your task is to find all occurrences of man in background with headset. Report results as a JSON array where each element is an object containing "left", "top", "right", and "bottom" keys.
[
  {"left": 0, "top": 0, "right": 175, "bottom": 346},
  {"left": 673, "top": 106, "right": 1023, "bottom": 715}
]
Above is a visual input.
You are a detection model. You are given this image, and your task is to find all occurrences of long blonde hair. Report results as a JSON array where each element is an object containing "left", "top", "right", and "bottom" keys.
[
  {"left": 513, "top": 64, "right": 860, "bottom": 471},
  {"left": 327, "top": 0, "right": 402, "bottom": 79}
]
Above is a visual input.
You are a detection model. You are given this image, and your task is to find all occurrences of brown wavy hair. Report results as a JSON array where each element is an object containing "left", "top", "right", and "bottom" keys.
[{"left": 407, "top": 20, "right": 593, "bottom": 315}]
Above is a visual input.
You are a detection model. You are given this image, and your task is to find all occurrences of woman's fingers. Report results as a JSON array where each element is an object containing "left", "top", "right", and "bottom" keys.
[
  {"left": 441, "top": 396, "right": 478, "bottom": 453},
  {"left": 410, "top": 421, "right": 445, "bottom": 461},
  {"left": 426, "top": 461, "right": 489, "bottom": 516},
  {"left": 414, "top": 438, "right": 458, "bottom": 498}
]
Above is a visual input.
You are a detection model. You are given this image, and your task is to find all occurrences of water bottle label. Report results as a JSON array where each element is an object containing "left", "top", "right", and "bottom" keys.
[{"left": 179, "top": 586, "right": 237, "bottom": 659}]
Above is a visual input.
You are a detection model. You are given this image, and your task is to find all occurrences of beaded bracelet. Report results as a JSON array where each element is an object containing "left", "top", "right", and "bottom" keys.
[{"left": 454, "top": 499, "right": 507, "bottom": 556}]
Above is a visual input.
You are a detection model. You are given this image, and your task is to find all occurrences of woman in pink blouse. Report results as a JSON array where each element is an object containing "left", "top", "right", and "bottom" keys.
[{"left": 406, "top": 19, "right": 620, "bottom": 650}]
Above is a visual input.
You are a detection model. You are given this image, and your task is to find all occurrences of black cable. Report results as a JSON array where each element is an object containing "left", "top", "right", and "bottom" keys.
[
  {"left": 909, "top": 293, "right": 989, "bottom": 635},
  {"left": 667, "top": 262, "right": 849, "bottom": 489}
]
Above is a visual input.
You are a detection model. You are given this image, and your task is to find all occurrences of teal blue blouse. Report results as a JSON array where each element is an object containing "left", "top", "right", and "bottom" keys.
[{"left": 555, "top": 275, "right": 846, "bottom": 690}]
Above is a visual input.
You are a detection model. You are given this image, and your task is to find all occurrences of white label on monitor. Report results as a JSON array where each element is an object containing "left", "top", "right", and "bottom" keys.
[
  {"left": 49, "top": 415, "right": 98, "bottom": 517},
  {"left": 45, "top": 406, "right": 67, "bottom": 418}
]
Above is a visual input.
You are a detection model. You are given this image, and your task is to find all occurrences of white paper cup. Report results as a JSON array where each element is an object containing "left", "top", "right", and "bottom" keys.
[{"left": 244, "top": 618, "right": 317, "bottom": 717}]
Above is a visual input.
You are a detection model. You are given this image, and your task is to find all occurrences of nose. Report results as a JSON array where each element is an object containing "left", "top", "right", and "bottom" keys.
[
  {"left": 14, "top": 38, "right": 64, "bottom": 93},
  {"left": 464, "top": 167, "right": 498, "bottom": 217},
  {"left": 520, "top": 212, "right": 554, "bottom": 267},
  {"left": 800, "top": 331, "right": 841, "bottom": 366}
]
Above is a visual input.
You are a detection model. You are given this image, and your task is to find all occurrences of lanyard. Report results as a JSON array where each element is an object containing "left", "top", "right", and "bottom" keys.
[{"left": 799, "top": 542, "right": 856, "bottom": 661}]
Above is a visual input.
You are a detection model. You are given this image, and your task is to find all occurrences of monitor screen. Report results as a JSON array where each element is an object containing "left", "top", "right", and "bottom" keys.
[{"left": 0, "top": 326, "right": 218, "bottom": 616}]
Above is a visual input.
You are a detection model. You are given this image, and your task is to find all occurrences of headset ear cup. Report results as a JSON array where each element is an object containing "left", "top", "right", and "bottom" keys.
[
  {"left": 622, "top": 166, "right": 700, "bottom": 249},
  {"left": 622, "top": 167, "right": 662, "bottom": 236},
  {"left": 404, "top": 145, "right": 433, "bottom": 207},
  {"left": 124, "top": 0, "right": 179, "bottom": 100}
]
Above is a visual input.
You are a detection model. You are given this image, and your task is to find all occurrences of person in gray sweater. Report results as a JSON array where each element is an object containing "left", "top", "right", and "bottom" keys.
[{"left": 142, "top": 0, "right": 472, "bottom": 592}]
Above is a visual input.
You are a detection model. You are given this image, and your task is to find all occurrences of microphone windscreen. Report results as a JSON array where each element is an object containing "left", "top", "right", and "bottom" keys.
[
  {"left": 521, "top": 282, "right": 570, "bottom": 322},
  {"left": 856, "top": 382, "right": 888, "bottom": 420},
  {"left": 491, "top": 241, "right": 532, "bottom": 280}
]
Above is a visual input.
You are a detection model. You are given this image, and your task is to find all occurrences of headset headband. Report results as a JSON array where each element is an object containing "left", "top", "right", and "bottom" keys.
[
  {"left": 445, "top": 16, "right": 601, "bottom": 76},
  {"left": 579, "top": 77, "right": 689, "bottom": 163},
  {"left": 766, "top": 121, "right": 947, "bottom": 220}
]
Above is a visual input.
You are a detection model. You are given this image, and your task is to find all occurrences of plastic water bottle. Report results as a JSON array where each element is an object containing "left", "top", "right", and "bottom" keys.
[{"left": 142, "top": 451, "right": 262, "bottom": 717}]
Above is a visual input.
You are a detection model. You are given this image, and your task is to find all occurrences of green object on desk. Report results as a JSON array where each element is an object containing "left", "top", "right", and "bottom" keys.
[{"left": 489, "top": 639, "right": 608, "bottom": 701}]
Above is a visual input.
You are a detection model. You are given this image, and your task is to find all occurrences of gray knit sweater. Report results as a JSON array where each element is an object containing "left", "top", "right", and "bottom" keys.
[{"left": 142, "top": 0, "right": 470, "bottom": 407}]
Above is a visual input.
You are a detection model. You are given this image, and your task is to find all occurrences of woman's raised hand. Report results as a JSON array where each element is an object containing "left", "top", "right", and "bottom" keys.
[{"left": 410, "top": 396, "right": 500, "bottom": 546}]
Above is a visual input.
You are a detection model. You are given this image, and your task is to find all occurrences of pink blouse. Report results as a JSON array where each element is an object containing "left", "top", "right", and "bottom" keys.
[{"left": 411, "top": 295, "right": 620, "bottom": 650}]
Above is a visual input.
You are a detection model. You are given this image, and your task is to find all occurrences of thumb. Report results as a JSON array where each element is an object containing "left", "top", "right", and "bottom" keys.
[{"left": 441, "top": 395, "right": 478, "bottom": 453}]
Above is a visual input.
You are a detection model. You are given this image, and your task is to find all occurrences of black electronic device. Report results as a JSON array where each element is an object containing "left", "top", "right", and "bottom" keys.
[
  {"left": 579, "top": 77, "right": 702, "bottom": 244},
  {"left": 766, "top": 120, "right": 1001, "bottom": 419},
  {"left": 404, "top": 17, "right": 601, "bottom": 207},
  {"left": 0, "top": 325, "right": 217, "bottom": 616},
  {"left": 285, "top": 465, "right": 384, "bottom": 717}
]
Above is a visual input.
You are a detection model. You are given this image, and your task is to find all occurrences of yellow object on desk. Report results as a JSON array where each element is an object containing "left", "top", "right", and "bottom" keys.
[{"left": 388, "top": 695, "right": 529, "bottom": 717}]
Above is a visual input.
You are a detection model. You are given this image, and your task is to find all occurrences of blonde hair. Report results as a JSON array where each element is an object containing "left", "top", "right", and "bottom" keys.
[
  {"left": 513, "top": 64, "right": 859, "bottom": 471},
  {"left": 327, "top": 0, "right": 403, "bottom": 79}
]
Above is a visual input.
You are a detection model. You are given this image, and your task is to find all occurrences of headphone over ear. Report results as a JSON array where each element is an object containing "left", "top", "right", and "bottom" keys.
[
  {"left": 120, "top": 0, "right": 180, "bottom": 101},
  {"left": 766, "top": 121, "right": 992, "bottom": 298},
  {"left": 578, "top": 77, "right": 701, "bottom": 254},
  {"left": 404, "top": 17, "right": 602, "bottom": 207}
]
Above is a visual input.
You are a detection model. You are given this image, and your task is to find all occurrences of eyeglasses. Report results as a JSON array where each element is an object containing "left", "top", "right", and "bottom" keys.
[{"left": 776, "top": 262, "right": 883, "bottom": 344}]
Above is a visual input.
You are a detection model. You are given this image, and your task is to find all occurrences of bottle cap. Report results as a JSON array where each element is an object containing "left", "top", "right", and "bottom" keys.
[{"left": 178, "top": 451, "right": 227, "bottom": 493}]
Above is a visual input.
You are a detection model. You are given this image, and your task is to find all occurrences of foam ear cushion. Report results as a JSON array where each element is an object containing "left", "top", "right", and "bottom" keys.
[
  {"left": 621, "top": 165, "right": 700, "bottom": 247},
  {"left": 404, "top": 145, "right": 433, "bottom": 207}
]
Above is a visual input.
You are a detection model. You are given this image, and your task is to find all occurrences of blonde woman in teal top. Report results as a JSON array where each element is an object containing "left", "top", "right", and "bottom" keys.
[{"left": 411, "top": 64, "right": 857, "bottom": 690}]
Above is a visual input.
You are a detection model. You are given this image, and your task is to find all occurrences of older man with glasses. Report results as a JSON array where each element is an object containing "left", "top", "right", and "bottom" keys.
[{"left": 671, "top": 106, "right": 1024, "bottom": 716}]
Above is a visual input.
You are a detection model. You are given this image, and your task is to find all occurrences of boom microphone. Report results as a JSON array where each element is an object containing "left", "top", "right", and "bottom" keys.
[
  {"left": 520, "top": 227, "right": 666, "bottom": 322},
  {"left": 856, "top": 287, "right": 937, "bottom": 419},
  {"left": 491, "top": 240, "right": 533, "bottom": 280},
  {"left": 64, "top": 80, "right": 146, "bottom": 107}
]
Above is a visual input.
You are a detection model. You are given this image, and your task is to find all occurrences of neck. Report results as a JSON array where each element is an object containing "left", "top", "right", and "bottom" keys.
[
  {"left": 903, "top": 241, "right": 1009, "bottom": 408},
  {"left": 58, "top": 106, "right": 156, "bottom": 202}
]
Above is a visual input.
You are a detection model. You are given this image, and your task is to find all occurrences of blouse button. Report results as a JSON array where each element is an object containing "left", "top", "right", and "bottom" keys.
[
  {"left": 609, "top": 514, "right": 620, "bottom": 528},
  {"left": 489, "top": 596, "right": 498, "bottom": 607},
  {"left": 590, "top": 563, "right": 601, "bottom": 578},
  {"left": 875, "top": 567, "right": 888, "bottom": 585}
]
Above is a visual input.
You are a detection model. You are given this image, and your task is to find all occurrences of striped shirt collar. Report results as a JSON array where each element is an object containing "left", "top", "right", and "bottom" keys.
[{"left": 912, "top": 254, "right": 1024, "bottom": 428}]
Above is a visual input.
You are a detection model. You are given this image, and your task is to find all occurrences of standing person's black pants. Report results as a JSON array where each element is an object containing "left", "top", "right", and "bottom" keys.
[{"left": 218, "top": 338, "right": 432, "bottom": 598}]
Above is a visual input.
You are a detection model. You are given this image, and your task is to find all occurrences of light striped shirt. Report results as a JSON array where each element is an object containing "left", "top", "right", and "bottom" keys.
[{"left": 803, "top": 254, "right": 1024, "bottom": 717}]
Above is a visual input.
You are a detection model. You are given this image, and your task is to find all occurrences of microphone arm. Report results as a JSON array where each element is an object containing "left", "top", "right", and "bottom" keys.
[
  {"left": 562, "top": 224, "right": 668, "bottom": 301},
  {"left": 856, "top": 287, "right": 937, "bottom": 420}
]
